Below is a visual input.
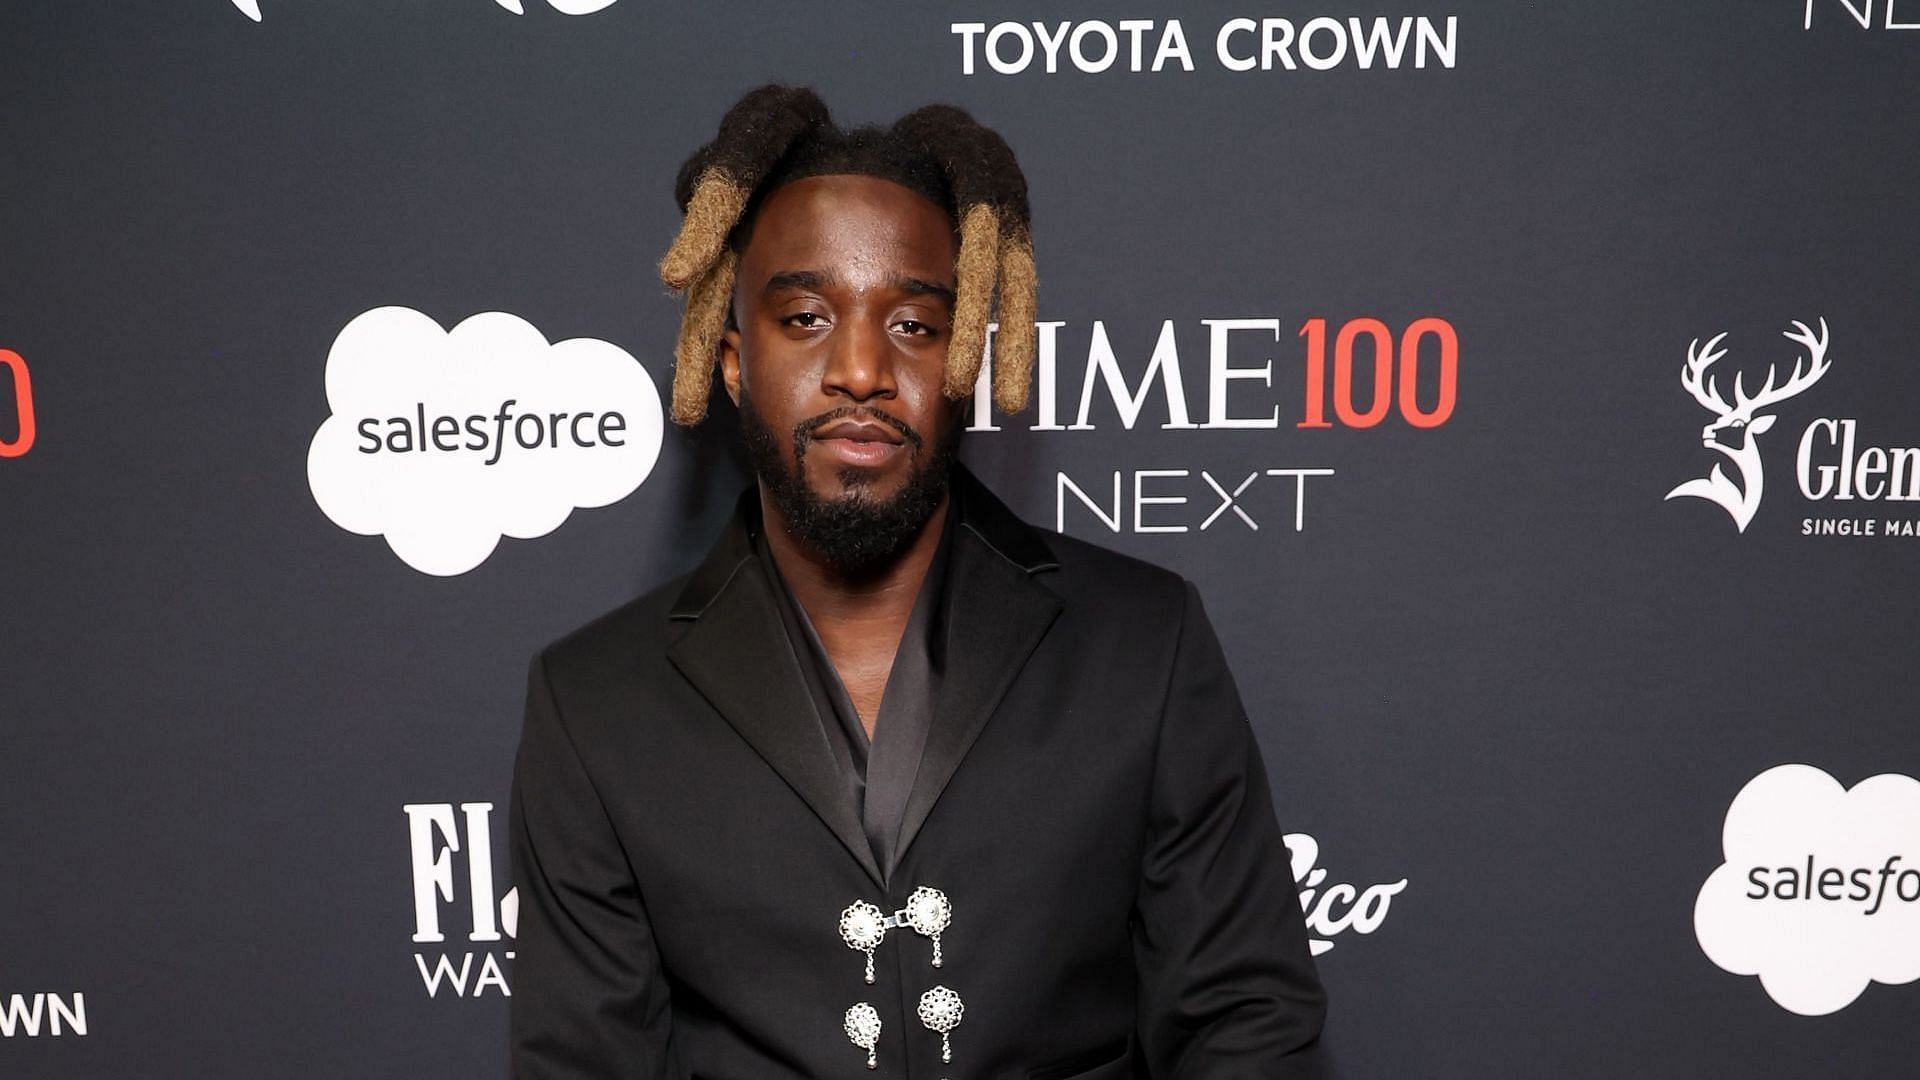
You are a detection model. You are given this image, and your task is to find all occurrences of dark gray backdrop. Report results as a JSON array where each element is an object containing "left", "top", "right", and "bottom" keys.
[{"left": 4, "top": 1, "right": 1917, "bottom": 1076}]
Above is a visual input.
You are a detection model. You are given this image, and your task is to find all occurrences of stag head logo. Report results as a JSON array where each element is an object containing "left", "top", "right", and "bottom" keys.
[{"left": 1664, "top": 318, "right": 1831, "bottom": 532}]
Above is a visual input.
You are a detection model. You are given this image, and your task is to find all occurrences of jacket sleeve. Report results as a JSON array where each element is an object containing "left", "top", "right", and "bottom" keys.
[
  {"left": 1131, "top": 580, "right": 1328, "bottom": 1078},
  {"left": 509, "top": 650, "right": 678, "bottom": 1079}
]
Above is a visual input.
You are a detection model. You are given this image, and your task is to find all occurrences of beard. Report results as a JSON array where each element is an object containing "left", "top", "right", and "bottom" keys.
[{"left": 737, "top": 384, "right": 962, "bottom": 573}]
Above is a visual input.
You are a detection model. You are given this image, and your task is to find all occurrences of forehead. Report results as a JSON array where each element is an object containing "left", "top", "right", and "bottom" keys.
[{"left": 738, "top": 174, "right": 957, "bottom": 284}]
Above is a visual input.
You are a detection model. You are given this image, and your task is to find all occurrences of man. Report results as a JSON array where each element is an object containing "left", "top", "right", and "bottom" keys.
[{"left": 509, "top": 85, "right": 1327, "bottom": 1078}]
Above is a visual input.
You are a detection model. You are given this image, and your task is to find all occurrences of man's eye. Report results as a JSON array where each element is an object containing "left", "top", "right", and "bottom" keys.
[
  {"left": 785, "top": 312, "right": 827, "bottom": 328},
  {"left": 896, "top": 320, "right": 935, "bottom": 336}
]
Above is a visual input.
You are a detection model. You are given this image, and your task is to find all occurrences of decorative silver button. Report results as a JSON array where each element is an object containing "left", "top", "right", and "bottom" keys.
[
  {"left": 839, "top": 900, "right": 886, "bottom": 984},
  {"left": 917, "top": 985, "right": 964, "bottom": 1064},
  {"left": 904, "top": 885, "right": 952, "bottom": 968},
  {"left": 844, "top": 1002, "right": 881, "bottom": 1069}
]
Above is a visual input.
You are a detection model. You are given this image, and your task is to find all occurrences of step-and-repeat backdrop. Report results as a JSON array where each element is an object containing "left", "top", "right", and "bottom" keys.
[{"left": 5, "top": 2, "right": 1917, "bottom": 1076}]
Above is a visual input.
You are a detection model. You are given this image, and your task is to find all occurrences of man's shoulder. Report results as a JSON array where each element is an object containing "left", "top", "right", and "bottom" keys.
[
  {"left": 1037, "top": 527, "right": 1183, "bottom": 588},
  {"left": 1011, "top": 523, "right": 1196, "bottom": 630},
  {"left": 957, "top": 466, "right": 1192, "bottom": 615}
]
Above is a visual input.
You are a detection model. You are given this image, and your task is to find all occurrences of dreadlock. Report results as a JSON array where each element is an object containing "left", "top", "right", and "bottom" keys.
[{"left": 658, "top": 84, "right": 1037, "bottom": 427}]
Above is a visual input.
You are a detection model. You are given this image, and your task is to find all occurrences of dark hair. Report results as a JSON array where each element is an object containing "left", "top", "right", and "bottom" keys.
[
  {"left": 657, "top": 84, "right": 1036, "bottom": 426},
  {"left": 720, "top": 125, "right": 957, "bottom": 257}
]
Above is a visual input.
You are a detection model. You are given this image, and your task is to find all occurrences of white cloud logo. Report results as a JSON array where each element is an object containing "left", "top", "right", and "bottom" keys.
[
  {"left": 493, "top": 0, "right": 622, "bottom": 12},
  {"left": 1694, "top": 763, "right": 1920, "bottom": 1015},
  {"left": 306, "top": 307, "right": 662, "bottom": 576}
]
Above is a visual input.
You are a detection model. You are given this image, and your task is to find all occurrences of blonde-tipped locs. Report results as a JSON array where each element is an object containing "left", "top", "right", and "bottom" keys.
[
  {"left": 668, "top": 248, "right": 736, "bottom": 427},
  {"left": 891, "top": 102, "right": 1036, "bottom": 418},
  {"left": 656, "top": 84, "right": 1038, "bottom": 426}
]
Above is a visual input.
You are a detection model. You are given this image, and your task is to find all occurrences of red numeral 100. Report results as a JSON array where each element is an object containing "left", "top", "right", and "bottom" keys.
[
  {"left": 1298, "top": 317, "right": 1457, "bottom": 429},
  {"left": 0, "top": 349, "right": 33, "bottom": 459}
]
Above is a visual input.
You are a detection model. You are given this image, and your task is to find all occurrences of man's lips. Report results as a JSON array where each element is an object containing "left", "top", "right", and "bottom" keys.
[
  {"left": 807, "top": 418, "right": 909, "bottom": 468},
  {"left": 812, "top": 420, "right": 905, "bottom": 444}
]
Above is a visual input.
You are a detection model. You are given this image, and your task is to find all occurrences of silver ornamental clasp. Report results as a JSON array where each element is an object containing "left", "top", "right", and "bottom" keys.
[{"left": 838, "top": 885, "right": 953, "bottom": 981}]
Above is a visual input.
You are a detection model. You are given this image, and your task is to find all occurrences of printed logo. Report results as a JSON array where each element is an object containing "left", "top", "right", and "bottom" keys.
[
  {"left": 306, "top": 307, "right": 662, "bottom": 576},
  {"left": 1286, "top": 832, "right": 1407, "bottom": 957},
  {"left": 952, "top": 17, "right": 1458, "bottom": 75},
  {"left": 1662, "top": 318, "right": 1920, "bottom": 537},
  {"left": 406, "top": 802, "right": 517, "bottom": 999},
  {"left": 1664, "top": 319, "right": 1831, "bottom": 532},
  {"left": 1695, "top": 764, "right": 1920, "bottom": 1015},
  {"left": 1, "top": 349, "right": 34, "bottom": 459},
  {"left": 0, "top": 993, "right": 87, "bottom": 1038},
  {"left": 233, "top": 0, "right": 621, "bottom": 21},
  {"left": 969, "top": 316, "right": 1458, "bottom": 535}
]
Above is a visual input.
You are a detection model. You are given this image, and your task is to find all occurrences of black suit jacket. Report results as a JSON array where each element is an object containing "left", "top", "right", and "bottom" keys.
[{"left": 509, "top": 464, "right": 1327, "bottom": 1079}]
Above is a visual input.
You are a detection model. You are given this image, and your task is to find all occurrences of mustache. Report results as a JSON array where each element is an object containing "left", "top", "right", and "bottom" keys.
[{"left": 794, "top": 405, "right": 923, "bottom": 450}]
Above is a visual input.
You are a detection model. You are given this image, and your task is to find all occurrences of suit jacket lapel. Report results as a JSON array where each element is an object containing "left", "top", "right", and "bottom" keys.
[
  {"left": 894, "top": 467, "right": 1063, "bottom": 865},
  {"left": 666, "top": 491, "right": 885, "bottom": 888},
  {"left": 664, "top": 468, "right": 1065, "bottom": 887}
]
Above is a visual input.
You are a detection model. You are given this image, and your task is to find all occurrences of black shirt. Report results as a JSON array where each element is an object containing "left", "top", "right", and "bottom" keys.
[{"left": 751, "top": 499, "right": 956, "bottom": 885}]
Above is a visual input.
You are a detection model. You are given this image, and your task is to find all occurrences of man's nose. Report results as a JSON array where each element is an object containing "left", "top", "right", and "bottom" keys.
[{"left": 821, "top": 316, "right": 896, "bottom": 401}]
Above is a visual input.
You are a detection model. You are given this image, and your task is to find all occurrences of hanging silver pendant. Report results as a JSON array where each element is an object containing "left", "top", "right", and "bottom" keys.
[
  {"left": 904, "top": 885, "right": 952, "bottom": 968},
  {"left": 843, "top": 1002, "right": 881, "bottom": 1069},
  {"left": 917, "top": 985, "right": 964, "bottom": 1064},
  {"left": 839, "top": 901, "right": 886, "bottom": 984}
]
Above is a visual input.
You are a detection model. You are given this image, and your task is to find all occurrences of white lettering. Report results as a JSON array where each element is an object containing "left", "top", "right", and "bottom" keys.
[
  {"left": 1056, "top": 467, "right": 1336, "bottom": 533},
  {"left": 1416, "top": 16, "right": 1458, "bottom": 68},
  {"left": 0, "top": 993, "right": 82, "bottom": 1037},
  {"left": 1858, "top": 446, "right": 1889, "bottom": 500},
  {"left": 1069, "top": 20, "right": 1119, "bottom": 73},
  {"left": 1798, "top": 418, "right": 1841, "bottom": 499},
  {"left": 474, "top": 952, "right": 513, "bottom": 997},
  {"left": 1072, "top": 321, "right": 1195, "bottom": 430},
  {"left": 966, "top": 322, "right": 1003, "bottom": 432},
  {"left": 1891, "top": 447, "right": 1920, "bottom": 500},
  {"left": 0, "top": 994, "right": 43, "bottom": 1037},
  {"left": 1798, "top": 419, "right": 1920, "bottom": 502},
  {"left": 1205, "top": 319, "right": 1282, "bottom": 428},
  {"left": 987, "top": 22, "right": 1034, "bottom": 74},
  {"left": 1349, "top": 16, "right": 1413, "bottom": 68},
  {"left": 951, "top": 22, "right": 986, "bottom": 75},
  {"left": 1134, "top": 469, "right": 1189, "bottom": 533},
  {"left": 1262, "top": 18, "right": 1298, "bottom": 71},
  {"left": 415, "top": 952, "right": 475, "bottom": 998},
  {"left": 1267, "top": 468, "right": 1337, "bottom": 531},
  {"left": 1286, "top": 833, "right": 1407, "bottom": 957},
  {"left": 462, "top": 802, "right": 501, "bottom": 943},
  {"left": 1153, "top": 19, "right": 1195, "bottom": 71},
  {"left": 1057, "top": 471, "right": 1121, "bottom": 532},
  {"left": 1217, "top": 18, "right": 1258, "bottom": 71},
  {"left": 1118, "top": 19, "right": 1153, "bottom": 70},
  {"left": 1200, "top": 470, "right": 1260, "bottom": 530},
  {"left": 1033, "top": 20, "right": 1070, "bottom": 73},
  {"left": 50, "top": 994, "right": 86, "bottom": 1037},
  {"left": 405, "top": 803, "right": 460, "bottom": 944},
  {"left": 1806, "top": 0, "right": 1876, "bottom": 29},
  {"left": 1298, "top": 17, "right": 1348, "bottom": 70}
]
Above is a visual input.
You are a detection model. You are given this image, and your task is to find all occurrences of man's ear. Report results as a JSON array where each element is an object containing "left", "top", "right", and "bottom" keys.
[{"left": 719, "top": 326, "right": 743, "bottom": 408}]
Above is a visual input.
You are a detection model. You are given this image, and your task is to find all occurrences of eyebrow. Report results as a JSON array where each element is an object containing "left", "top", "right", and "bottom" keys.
[{"left": 762, "top": 269, "right": 956, "bottom": 307}]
